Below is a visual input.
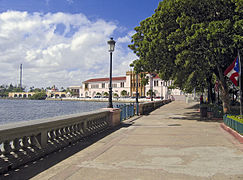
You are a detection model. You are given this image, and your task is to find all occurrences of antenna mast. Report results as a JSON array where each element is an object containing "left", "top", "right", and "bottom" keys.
[{"left": 20, "top": 64, "right": 22, "bottom": 89}]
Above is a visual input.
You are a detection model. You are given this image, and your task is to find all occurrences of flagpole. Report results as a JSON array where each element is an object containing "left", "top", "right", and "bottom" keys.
[{"left": 239, "top": 50, "right": 242, "bottom": 117}]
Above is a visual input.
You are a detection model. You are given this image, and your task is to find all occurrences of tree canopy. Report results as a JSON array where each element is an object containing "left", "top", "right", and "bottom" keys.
[{"left": 129, "top": 0, "right": 243, "bottom": 112}]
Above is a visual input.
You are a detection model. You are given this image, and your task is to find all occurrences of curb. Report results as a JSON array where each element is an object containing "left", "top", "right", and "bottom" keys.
[{"left": 220, "top": 123, "right": 243, "bottom": 143}]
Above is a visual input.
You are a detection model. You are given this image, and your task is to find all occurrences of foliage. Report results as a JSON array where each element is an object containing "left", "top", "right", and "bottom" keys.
[
  {"left": 103, "top": 92, "right": 109, "bottom": 97},
  {"left": 129, "top": 0, "right": 243, "bottom": 113},
  {"left": 66, "top": 88, "right": 73, "bottom": 95},
  {"left": 113, "top": 93, "right": 119, "bottom": 97},
  {"left": 96, "top": 92, "right": 102, "bottom": 96},
  {"left": 0, "top": 84, "right": 25, "bottom": 97},
  {"left": 29, "top": 92, "right": 47, "bottom": 100},
  {"left": 121, "top": 90, "right": 128, "bottom": 96},
  {"left": 147, "top": 89, "right": 155, "bottom": 96}
]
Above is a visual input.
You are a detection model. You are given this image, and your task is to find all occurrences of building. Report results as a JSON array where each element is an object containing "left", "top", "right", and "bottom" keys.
[
  {"left": 68, "top": 86, "right": 81, "bottom": 97},
  {"left": 80, "top": 76, "right": 129, "bottom": 98},
  {"left": 77, "top": 71, "right": 183, "bottom": 99}
]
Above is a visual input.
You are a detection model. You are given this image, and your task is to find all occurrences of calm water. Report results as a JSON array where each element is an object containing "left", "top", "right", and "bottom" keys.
[{"left": 0, "top": 99, "right": 120, "bottom": 125}]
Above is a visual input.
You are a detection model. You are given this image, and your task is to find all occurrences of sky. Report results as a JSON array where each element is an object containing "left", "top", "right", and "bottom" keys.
[{"left": 0, "top": 0, "right": 161, "bottom": 89}]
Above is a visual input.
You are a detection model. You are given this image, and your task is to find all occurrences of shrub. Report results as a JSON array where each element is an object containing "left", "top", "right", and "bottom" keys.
[{"left": 29, "top": 92, "right": 47, "bottom": 100}]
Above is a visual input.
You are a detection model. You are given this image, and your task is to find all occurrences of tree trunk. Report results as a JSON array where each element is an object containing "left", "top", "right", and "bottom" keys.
[
  {"left": 207, "top": 76, "right": 213, "bottom": 104},
  {"left": 217, "top": 65, "right": 230, "bottom": 113}
]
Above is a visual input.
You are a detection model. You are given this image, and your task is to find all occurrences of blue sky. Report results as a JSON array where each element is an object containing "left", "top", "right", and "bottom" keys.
[{"left": 0, "top": 0, "right": 161, "bottom": 88}]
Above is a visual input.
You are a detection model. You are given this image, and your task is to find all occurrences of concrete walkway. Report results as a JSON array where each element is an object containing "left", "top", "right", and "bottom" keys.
[{"left": 4, "top": 101, "right": 243, "bottom": 180}]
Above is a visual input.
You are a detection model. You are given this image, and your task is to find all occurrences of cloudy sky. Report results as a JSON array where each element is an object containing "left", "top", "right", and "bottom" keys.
[{"left": 0, "top": 0, "right": 161, "bottom": 89}]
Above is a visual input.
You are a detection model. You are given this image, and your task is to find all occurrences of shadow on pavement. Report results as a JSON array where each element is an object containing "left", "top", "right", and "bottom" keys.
[
  {"left": 1, "top": 123, "right": 132, "bottom": 180},
  {"left": 185, "top": 103, "right": 200, "bottom": 109},
  {"left": 169, "top": 111, "right": 223, "bottom": 123}
]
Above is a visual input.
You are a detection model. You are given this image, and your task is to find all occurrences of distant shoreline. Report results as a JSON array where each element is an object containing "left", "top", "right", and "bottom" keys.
[
  {"left": 45, "top": 97, "right": 153, "bottom": 103},
  {"left": 0, "top": 97, "right": 156, "bottom": 103}
]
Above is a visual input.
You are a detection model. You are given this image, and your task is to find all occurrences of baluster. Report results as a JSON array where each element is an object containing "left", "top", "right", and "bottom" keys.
[
  {"left": 3, "top": 140, "right": 11, "bottom": 154},
  {"left": 13, "top": 138, "right": 21, "bottom": 151},
  {"left": 49, "top": 130, "right": 56, "bottom": 140},
  {"left": 22, "top": 136, "right": 30, "bottom": 148},
  {"left": 79, "top": 123, "right": 84, "bottom": 135},
  {"left": 70, "top": 125, "right": 78, "bottom": 140}
]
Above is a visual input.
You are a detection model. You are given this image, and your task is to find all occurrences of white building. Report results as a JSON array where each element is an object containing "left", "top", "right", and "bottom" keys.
[
  {"left": 74, "top": 71, "right": 183, "bottom": 99},
  {"left": 80, "top": 76, "right": 130, "bottom": 98}
]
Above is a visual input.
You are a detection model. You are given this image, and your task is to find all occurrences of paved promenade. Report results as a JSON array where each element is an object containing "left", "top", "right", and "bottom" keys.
[{"left": 4, "top": 101, "right": 243, "bottom": 180}]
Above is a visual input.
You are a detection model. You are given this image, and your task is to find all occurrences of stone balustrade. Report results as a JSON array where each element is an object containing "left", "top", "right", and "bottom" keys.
[
  {"left": 139, "top": 99, "right": 171, "bottom": 115},
  {"left": 0, "top": 109, "right": 113, "bottom": 174}
]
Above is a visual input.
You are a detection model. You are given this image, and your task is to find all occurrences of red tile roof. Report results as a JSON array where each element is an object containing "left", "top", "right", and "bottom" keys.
[{"left": 84, "top": 76, "right": 126, "bottom": 83}]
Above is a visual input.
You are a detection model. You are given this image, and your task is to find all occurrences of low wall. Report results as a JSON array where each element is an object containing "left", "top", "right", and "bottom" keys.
[
  {"left": 139, "top": 99, "right": 171, "bottom": 115},
  {"left": 0, "top": 109, "right": 112, "bottom": 174}
]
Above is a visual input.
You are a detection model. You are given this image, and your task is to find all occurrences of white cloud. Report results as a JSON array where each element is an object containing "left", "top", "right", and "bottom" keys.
[{"left": 0, "top": 11, "right": 137, "bottom": 89}]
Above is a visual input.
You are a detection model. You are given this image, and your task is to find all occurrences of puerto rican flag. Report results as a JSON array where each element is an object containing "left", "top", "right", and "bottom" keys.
[{"left": 224, "top": 56, "right": 240, "bottom": 86}]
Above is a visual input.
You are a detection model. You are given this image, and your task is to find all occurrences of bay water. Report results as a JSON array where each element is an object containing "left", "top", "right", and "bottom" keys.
[{"left": 0, "top": 99, "right": 121, "bottom": 125}]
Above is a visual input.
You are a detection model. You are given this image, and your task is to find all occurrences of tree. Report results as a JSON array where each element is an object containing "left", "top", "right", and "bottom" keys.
[
  {"left": 121, "top": 90, "right": 128, "bottom": 96},
  {"left": 129, "top": 0, "right": 243, "bottom": 113},
  {"left": 113, "top": 93, "right": 119, "bottom": 97},
  {"left": 103, "top": 92, "right": 109, "bottom": 97},
  {"left": 29, "top": 92, "right": 47, "bottom": 100},
  {"left": 147, "top": 89, "right": 155, "bottom": 97}
]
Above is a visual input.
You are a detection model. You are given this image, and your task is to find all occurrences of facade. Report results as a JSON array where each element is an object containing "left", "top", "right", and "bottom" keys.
[
  {"left": 8, "top": 91, "right": 67, "bottom": 98},
  {"left": 8, "top": 92, "right": 35, "bottom": 98},
  {"left": 78, "top": 71, "right": 183, "bottom": 99},
  {"left": 68, "top": 86, "right": 81, "bottom": 97},
  {"left": 80, "top": 77, "right": 130, "bottom": 98}
]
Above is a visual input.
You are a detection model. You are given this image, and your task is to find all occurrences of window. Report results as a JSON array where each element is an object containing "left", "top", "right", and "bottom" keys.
[
  {"left": 91, "top": 84, "right": 99, "bottom": 89},
  {"left": 112, "top": 84, "right": 117, "bottom": 88},
  {"left": 154, "top": 80, "right": 159, "bottom": 87},
  {"left": 102, "top": 83, "right": 105, "bottom": 88},
  {"left": 120, "top": 82, "right": 124, "bottom": 88}
]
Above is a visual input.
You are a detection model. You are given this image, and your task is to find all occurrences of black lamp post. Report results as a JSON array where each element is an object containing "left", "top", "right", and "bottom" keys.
[
  {"left": 136, "top": 72, "right": 139, "bottom": 115},
  {"left": 107, "top": 37, "right": 116, "bottom": 108}
]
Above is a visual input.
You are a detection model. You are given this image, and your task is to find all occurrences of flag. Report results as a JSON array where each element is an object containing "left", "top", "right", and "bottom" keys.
[{"left": 224, "top": 56, "right": 239, "bottom": 86}]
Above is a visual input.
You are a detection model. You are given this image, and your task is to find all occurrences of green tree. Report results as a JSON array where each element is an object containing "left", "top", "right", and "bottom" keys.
[
  {"left": 147, "top": 89, "right": 155, "bottom": 97},
  {"left": 129, "top": 0, "right": 243, "bottom": 113},
  {"left": 103, "top": 92, "right": 109, "bottom": 97},
  {"left": 121, "top": 90, "right": 128, "bottom": 96},
  {"left": 113, "top": 93, "right": 119, "bottom": 97},
  {"left": 29, "top": 92, "right": 47, "bottom": 100}
]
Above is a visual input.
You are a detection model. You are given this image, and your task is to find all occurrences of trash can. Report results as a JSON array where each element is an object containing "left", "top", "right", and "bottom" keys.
[{"left": 200, "top": 106, "right": 208, "bottom": 119}]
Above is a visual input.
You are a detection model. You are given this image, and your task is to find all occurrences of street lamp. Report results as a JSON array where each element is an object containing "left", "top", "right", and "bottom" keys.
[
  {"left": 107, "top": 37, "right": 116, "bottom": 108},
  {"left": 136, "top": 72, "right": 139, "bottom": 115}
]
